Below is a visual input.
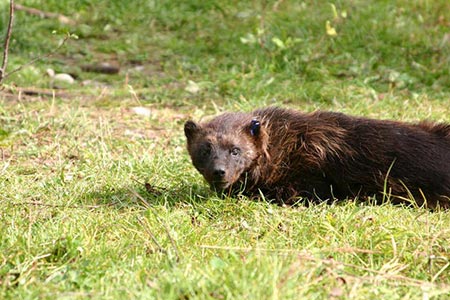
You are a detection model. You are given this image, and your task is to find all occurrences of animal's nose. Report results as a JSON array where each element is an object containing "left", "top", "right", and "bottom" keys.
[{"left": 213, "top": 168, "right": 226, "bottom": 178}]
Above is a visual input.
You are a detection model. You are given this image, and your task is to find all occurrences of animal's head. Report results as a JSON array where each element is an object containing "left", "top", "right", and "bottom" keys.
[{"left": 184, "top": 113, "right": 269, "bottom": 192}]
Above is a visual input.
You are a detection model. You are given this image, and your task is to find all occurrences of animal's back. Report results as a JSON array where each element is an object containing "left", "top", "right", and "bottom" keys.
[{"left": 248, "top": 107, "right": 450, "bottom": 207}]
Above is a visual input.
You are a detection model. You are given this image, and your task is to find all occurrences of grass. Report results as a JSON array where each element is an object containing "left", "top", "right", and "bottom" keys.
[{"left": 1, "top": 0, "right": 449, "bottom": 299}]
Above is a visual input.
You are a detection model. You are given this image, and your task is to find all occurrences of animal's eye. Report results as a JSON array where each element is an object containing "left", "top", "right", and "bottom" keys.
[
  {"left": 200, "top": 143, "right": 212, "bottom": 157},
  {"left": 230, "top": 147, "right": 241, "bottom": 156}
]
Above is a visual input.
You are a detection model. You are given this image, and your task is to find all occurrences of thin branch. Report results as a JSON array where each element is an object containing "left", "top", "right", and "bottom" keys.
[
  {"left": 128, "top": 188, "right": 181, "bottom": 261},
  {"left": 3, "top": 200, "right": 117, "bottom": 209},
  {"left": 14, "top": 4, "right": 75, "bottom": 25},
  {"left": 3, "top": 86, "right": 71, "bottom": 97},
  {"left": 0, "top": 1, "right": 76, "bottom": 85},
  {"left": 3, "top": 34, "right": 71, "bottom": 80},
  {"left": 0, "top": 0, "right": 15, "bottom": 84},
  {"left": 136, "top": 217, "right": 167, "bottom": 254},
  {"left": 198, "top": 245, "right": 381, "bottom": 254}
]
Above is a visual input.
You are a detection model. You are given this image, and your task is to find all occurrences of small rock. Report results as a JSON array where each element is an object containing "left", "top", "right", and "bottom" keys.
[
  {"left": 130, "top": 106, "right": 151, "bottom": 117},
  {"left": 46, "top": 68, "right": 56, "bottom": 77},
  {"left": 185, "top": 80, "right": 200, "bottom": 94},
  {"left": 46, "top": 68, "right": 75, "bottom": 88},
  {"left": 53, "top": 73, "right": 75, "bottom": 84}
]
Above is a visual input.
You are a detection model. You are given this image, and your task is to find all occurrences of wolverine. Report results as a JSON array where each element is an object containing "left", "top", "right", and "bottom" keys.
[{"left": 184, "top": 107, "right": 450, "bottom": 208}]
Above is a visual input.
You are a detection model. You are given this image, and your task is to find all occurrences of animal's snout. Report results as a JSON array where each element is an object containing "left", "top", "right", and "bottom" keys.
[{"left": 213, "top": 167, "right": 226, "bottom": 179}]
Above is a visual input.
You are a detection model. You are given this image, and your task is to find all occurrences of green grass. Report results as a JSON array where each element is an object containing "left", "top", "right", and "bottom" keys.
[{"left": 1, "top": 0, "right": 449, "bottom": 299}]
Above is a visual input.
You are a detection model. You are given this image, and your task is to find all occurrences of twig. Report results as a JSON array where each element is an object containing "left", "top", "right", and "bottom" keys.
[
  {"left": 2, "top": 86, "right": 71, "bottom": 97},
  {"left": 3, "top": 200, "right": 116, "bottom": 209},
  {"left": 0, "top": 0, "right": 15, "bottom": 84},
  {"left": 0, "top": 1, "right": 76, "bottom": 85},
  {"left": 3, "top": 34, "right": 72, "bottom": 80},
  {"left": 128, "top": 188, "right": 180, "bottom": 261},
  {"left": 136, "top": 217, "right": 166, "bottom": 254},
  {"left": 198, "top": 245, "right": 381, "bottom": 254},
  {"left": 14, "top": 4, "right": 75, "bottom": 25},
  {"left": 130, "top": 177, "right": 165, "bottom": 196}
]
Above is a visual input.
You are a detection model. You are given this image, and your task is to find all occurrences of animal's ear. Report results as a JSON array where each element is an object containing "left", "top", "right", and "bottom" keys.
[
  {"left": 184, "top": 121, "right": 200, "bottom": 140},
  {"left": 246, "top": 118, "right": 270, "bottom": 159}
]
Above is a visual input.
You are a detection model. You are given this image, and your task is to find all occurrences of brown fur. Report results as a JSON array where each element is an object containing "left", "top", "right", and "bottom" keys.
[{"left": 184, "top": 107, "right": 450, "bottom": 209}]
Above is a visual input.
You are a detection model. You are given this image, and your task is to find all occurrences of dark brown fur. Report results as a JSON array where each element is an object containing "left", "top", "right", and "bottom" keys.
[{"left": 184, "top": 107, "right": 450, "bottom": 209}]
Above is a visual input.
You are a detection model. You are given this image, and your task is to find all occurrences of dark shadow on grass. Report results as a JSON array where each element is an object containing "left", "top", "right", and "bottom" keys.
[
  {"left": 78, "top": 181, "right": 214, "bottom": 210},
  {"left": 77, "top": 180, "right": 441, "bottom": 212}
]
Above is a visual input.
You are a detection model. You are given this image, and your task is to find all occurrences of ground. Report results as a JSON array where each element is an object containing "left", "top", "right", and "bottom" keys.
[{"left": 0, "top": 1, "right": 449, "bottom": 299}]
